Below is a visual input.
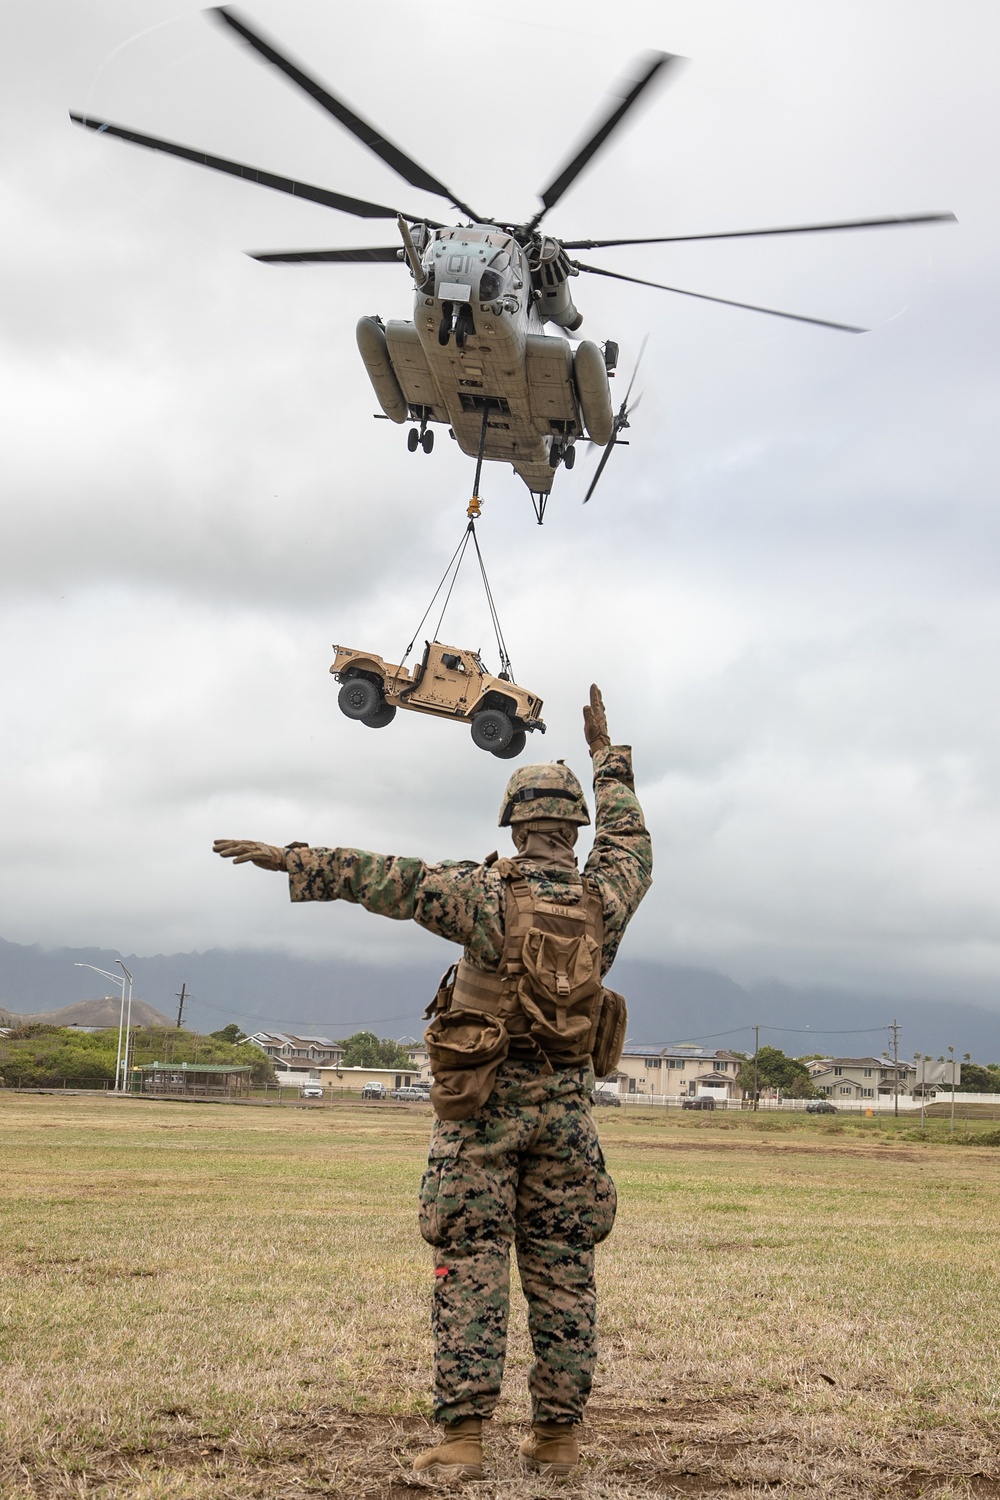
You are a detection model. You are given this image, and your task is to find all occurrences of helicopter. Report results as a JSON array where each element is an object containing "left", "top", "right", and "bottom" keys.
[{"left": 71, "top": 8, "right": 954, "bottom": 522}]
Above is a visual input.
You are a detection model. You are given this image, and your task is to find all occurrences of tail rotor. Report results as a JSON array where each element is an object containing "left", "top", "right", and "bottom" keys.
[{"left": 582, "top": 336, "right": 647, "bottom": 504}]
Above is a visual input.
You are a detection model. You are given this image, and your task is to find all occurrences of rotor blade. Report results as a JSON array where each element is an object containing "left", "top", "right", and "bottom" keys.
[
  {"left": 247, "top": 245, "right": 401, "bottom": 263},
  {"left": 573, "top": 260, "right": 866, "bottom": 332},
  {"left": 70, "top": 111, "right": 406, "bottom": 220},
  {"left": 561, "top": 211, "right": 957, "bottom": 249},
  {"left": 620, "top": 334, "right": 648, "bottom": 408},
  {"left": 212, "top": 7, "right": 483, "bottom": 220},
  {"left": 582, "top": 426, "right": 622, "bottom": 504},
  {"left": 535, "top": 52, "right": 679, "bottom": 223}
]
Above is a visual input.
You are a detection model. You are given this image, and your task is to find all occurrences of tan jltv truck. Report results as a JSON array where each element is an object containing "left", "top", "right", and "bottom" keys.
[{"left": 331, "top": 639, "right": 545, "bottom": 758}]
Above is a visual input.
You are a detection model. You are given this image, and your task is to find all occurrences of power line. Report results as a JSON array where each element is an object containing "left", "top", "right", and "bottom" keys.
[
  {"left": 761, "top": 1024, "right": 890, "bottom": 1036},
  {"left": 670, "top": 1022, "right": 892, "bottom": 1043},
  {"left": 177, "top": 990, "right": 421, "bottom": 1031}
]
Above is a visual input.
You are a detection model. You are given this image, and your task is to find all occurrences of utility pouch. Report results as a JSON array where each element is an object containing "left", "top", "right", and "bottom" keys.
[
  {"left": 424, "top": 963, "right": 458, "bottom": 1020},
  {"left": 425, "top": 1007, "right": 510, "bottom": 1121},
  {"left": 591, "top": 986, "right": 628, "bottom": 1079},
  {"left": 516, "top": 927, "right": 602, "bottom": 1056}
]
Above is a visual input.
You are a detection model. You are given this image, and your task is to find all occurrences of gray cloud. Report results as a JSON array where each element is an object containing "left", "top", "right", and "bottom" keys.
[{"left": 2, "top": 0, "right": 999, "bottom": 1011}]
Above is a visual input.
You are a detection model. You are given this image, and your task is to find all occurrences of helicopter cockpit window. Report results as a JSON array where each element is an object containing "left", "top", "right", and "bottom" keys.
[{"left": 479, "top": 252, "right": 510, "bottom": 303}]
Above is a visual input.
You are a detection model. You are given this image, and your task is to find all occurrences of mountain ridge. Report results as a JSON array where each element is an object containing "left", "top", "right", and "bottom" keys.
[{"left": 2, "top": 935, "right": 997, "bottom": 1059}]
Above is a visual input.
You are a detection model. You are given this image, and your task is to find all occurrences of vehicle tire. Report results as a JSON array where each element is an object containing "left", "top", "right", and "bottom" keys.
[
  {"left": 471, "top": 708, "right": 513, "bottom": 752},
  {"left": 564, "top": 444, "right": 576, "bottom": 470},
  {"left": 362, "top": 701, "right": 397, "bottom": 729},
  {"left": 421, "top": 428, "right": 435, "bottom": 454},
  {"left": 338, "top": 677, "right": 380, "bottom": 720},
  {"left": 548, "top": 443, "right": 561, "bottom": 470},
  {"left": 438, "top": 316, "right": 451, "bottom": 346},
  {"left": 407, "top": 427, "right": 419, "bottom": 452},
  {"left": 492, "top": 728, "right": 526, "bottom": 759}
]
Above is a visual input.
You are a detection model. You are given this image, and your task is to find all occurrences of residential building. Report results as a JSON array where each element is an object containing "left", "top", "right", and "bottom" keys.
[
  {"left": 406, "top": 1043, "right": 431, "bottom": 1080},
  {"left": 606, "top": 1045, "right": 745, "bottom": 1101},
  {"left": 248, "top": 1031, "right": 344, "bottom": 1076},
  {"left": 807, "top": 1056, "right": 958, "bottom": 1102}
]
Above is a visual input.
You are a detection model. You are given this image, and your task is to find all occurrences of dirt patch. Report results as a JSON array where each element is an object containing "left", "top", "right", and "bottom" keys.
[{"left": 7, "top": 1402, "right": 1000, "bottom": 1499}]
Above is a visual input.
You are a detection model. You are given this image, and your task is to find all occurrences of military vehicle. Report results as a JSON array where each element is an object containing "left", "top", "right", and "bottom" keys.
[
  {"left": 331, "top": 640, "right": 544, "bottom": 758},
  {"left": 71, "top": 7, "right": 954, "bottom": 520}
]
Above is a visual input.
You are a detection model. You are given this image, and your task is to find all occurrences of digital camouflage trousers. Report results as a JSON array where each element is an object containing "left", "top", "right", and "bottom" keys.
[{"left": 418, "top": 1059, "right": 617, "bottom": 1425}]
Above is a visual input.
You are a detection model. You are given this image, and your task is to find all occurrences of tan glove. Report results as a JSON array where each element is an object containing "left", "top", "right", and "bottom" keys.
[
  {"left": 213, "top": 839, "right": 288, "bottom": 871},
  {"left": 583, "top": 683, "right": 611, "bottom": 758}
]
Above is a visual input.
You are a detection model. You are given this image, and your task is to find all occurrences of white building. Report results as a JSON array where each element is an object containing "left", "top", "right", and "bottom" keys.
[{"left": 605, "top": 1045, "right": 745, "bottom": 1102}]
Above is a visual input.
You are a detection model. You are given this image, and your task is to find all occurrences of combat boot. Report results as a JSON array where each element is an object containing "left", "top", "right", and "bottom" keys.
[
  {"left": 519, "top": 1420, "right": 580, "bottom": 1476},
  {"left": 413, "top": 1417, "right": 484, "bottom": 1479}
]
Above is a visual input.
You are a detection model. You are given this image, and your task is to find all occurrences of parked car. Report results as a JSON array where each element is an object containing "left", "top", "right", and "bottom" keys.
[
  {"left": 806, "top": 1100, "right": 838, "bottom": 1113},
  {"left": 390, "top": 1086, "right": 431, "bottom": 1101},
  {"left": 592, "top": 1089, "right": 621, "bottom": 1107},
  {"left": 361, "top": 1082, "right": 387, "bottom": 1100},
  {"left": 681, "top": 1096, "right": 716, "bottom": 1110},
  {"left": 299, "top": 1082, "right": 324, "bottom": 1099}
]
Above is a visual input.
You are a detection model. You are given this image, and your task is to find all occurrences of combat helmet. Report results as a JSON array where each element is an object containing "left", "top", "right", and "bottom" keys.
[{"left": 499, "top": 762, "right": 590, "bottom": 828}]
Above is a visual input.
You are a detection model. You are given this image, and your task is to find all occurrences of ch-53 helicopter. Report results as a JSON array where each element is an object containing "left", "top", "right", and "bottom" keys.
[{"left": 72, "top": 8, "right": 954, "bottom": 522}]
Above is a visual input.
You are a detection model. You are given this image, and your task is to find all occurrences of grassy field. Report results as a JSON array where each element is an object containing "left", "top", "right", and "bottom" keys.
[{"left": 2, "top": 1096, "right": 998, "bottom": 1499}]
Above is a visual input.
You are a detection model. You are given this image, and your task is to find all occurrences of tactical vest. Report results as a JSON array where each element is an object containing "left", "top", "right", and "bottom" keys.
[{"left": 424, "top": 858, "right": 627, "bottom": 1120}]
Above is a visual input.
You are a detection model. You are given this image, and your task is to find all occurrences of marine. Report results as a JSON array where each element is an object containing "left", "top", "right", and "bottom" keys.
[{"left": 213, "top": 685, "right": 652, "bottom": 1477}]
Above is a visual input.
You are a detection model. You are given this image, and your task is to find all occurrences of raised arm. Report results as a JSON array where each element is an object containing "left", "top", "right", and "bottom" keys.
[{"left": 580, "top": 685, "right": 653, "bottom": 970}]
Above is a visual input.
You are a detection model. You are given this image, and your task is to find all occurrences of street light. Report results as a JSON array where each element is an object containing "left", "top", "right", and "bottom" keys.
[
  {"left": 116, "top": 961, "right": 133, "bottom": 1087},
  {"left": 74, "top": 962, "right": 126, "bottom": 1091}
]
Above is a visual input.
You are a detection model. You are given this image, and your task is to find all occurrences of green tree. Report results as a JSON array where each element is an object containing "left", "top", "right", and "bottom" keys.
[
  {"left": 340, "top": 1030, "right": 413, "bottom": 1069},
  {"left": 0, "top": 1026, "right": 116, "bottom": 1086},
  {"left": 736, "top": 1045, "right": 818, "bottom": 1099},
  {"left": 958, "top": 1061, "right": 1000, "bottom": 1094},
  {"left": 209, "top": 1024, "right": 246, "bottom": 1044},
  {"left": 0, "top": 1025, "right": 276, "bottom": 1087}
]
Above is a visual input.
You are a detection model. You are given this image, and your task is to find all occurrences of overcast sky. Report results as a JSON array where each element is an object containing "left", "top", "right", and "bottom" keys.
[{"left": 2, "top": 0, "right": 998, "bottom": 1007}]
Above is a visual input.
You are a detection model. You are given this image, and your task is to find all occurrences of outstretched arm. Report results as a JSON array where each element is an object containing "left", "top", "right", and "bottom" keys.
[{"left": 214, "top": 837, "right": 502, "bottom": 957}]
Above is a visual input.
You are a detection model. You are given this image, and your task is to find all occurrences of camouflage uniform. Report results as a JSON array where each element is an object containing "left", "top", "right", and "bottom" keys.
[{"left": 285, "top": 744, "right": 651, "bottom": 1424}]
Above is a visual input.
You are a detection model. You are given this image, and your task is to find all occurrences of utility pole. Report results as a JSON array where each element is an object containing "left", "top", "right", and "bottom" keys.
[
  {"left": 948, "top": 1045, "right": 956, "bottom": 1134},
  {"left": 753, "top": 1024, "right": 760, "bottom": 1112},
  {"left": 915, "top": 1054, "right": 928, "bottom": 1130},
  {"left": 176, "top": 983, "right": 186, "bottom": 1029},
  {"left": 889, "top": 1019, "right": 901, "bottom": 1117}
]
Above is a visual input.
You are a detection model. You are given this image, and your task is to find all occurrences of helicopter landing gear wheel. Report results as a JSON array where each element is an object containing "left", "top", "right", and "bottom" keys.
[
  {"left": 564, "top": 444, "right": 576, "bottom": 470},
  {"left": 455, "top": 305, "right": 474, "bottom": 349},
  {"left": 491, "top": 728, "right": 526, "bottom": 759},
  {"left": 420, "top": 429, "right": 434, "bottom": 454},
  {"left": 548, "top": 443, "right": 561, "bottom": 470},
  {"left": 407, "top": 427, "right": 419, "bottom": 452},
  {"left": 438, "top": 301, "right": 453, "bottom": 346},
  {"left": 471, "top": 709, "right": 513, "bottom": 753}
]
